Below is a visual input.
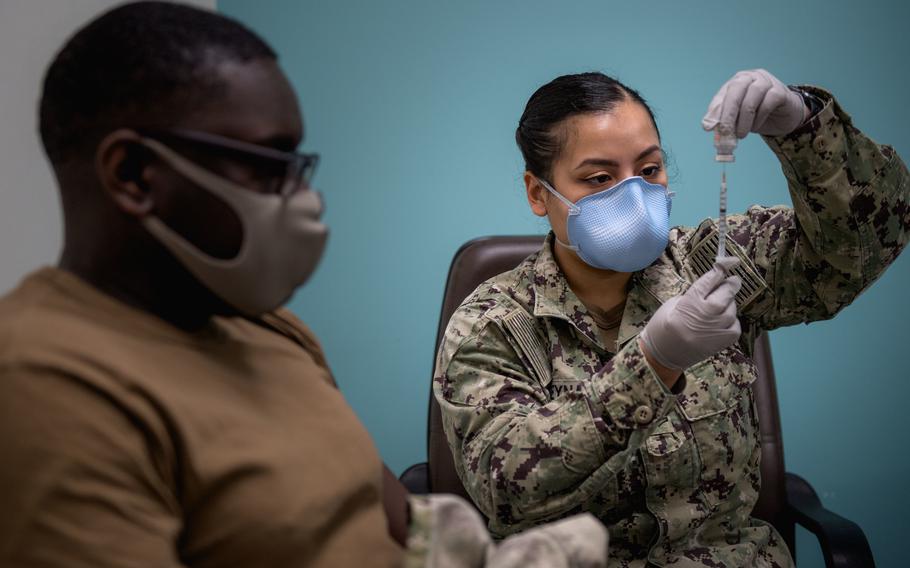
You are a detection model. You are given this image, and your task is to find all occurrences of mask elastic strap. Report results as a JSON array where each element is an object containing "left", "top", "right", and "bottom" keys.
[
  {"left": 537, "top": 178, "right": 580, "bottom": 215},
  {"left": 553, "top": 234, "right": 577, "bottom": 251},
  {"left": 536, "top": 177, "right": 580, "bottom": 251}
]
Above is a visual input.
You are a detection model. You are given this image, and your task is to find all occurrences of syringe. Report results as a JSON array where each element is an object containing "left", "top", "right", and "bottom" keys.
[
  {"left": 713, "top": 124, "right": 734, "bottom": 260},
  {"left": 717, "top": 168, "right": 727, "bottom": 260}
]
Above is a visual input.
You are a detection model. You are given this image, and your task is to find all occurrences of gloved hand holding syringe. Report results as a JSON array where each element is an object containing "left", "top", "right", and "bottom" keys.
[
  {"left": 641, "top": 68, "right": 813, "bottom": 379},
  {"left": 640, "top": 69, "right": 816, "bottom": 379}
]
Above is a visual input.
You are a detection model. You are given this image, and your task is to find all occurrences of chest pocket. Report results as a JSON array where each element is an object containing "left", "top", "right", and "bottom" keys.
[
  {"left": 643, "top": 412, "right": 699, "bottom": 490},
  {"left": 676, "top": 347, "right": 759, "bottom": 510},
  {"left": 641, "top": 409, "right": 703, "bottom": 543}
]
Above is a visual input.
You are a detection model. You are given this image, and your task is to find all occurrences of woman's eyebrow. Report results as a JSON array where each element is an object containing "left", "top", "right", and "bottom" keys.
[
  {"left": 635, "top": 145, "right": 662, "bottom": 161},
  {"left": 573, "top": 145, "right": 662, "bottom": 171}
]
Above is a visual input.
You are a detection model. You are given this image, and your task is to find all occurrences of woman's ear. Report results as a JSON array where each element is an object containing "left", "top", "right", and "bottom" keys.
[
  {"left": 524, "top": 171, "right": 549, "bottom": 217},
  {"left": 95, "top": 129, "right": 155, "bottom": 217}
]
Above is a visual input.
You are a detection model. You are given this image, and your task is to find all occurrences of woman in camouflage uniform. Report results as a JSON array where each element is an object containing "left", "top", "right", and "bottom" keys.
[{"left": 434, "top": 69, "right": 908, "bottom": 567}]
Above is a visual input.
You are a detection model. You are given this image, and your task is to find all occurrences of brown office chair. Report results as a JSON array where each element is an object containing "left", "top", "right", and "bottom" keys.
[{"left": 401, "top": 236, "right": 874, "bottom": 568}]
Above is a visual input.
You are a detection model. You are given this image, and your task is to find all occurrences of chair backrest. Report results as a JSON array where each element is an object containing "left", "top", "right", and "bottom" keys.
[{"left": 427, "top": 236, "right": 791, "bottom": 540}]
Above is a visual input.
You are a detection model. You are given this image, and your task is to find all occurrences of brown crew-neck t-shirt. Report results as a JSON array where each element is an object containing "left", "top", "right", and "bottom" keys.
[{"left": 0, "top": 268, "right": 402, "bottom": 568}]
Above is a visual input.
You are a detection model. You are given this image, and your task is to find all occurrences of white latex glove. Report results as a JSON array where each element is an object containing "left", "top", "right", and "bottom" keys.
[
  {"left": 404, "top": 494, "right": 608, "bottom": 567},
  {"left": 639, "top": 256, "right": 742, "bottom": 371},
  {"left": 701, "top": 69, "right": 808, "bottom": 139}
]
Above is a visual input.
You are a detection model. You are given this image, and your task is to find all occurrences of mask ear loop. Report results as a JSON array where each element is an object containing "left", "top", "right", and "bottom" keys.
[{"left": 536, "top": 177, "right": 580, "bottom": 252}]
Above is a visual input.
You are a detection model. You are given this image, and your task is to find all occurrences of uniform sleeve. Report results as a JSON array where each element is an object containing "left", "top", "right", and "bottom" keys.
[
  {"left": 434, "top": 306, "right": 674, "bottom": 534},
  {"left": 726, "top": 86, "right": 909, "bottom": 329},
  {"left": 0, "top": 367, "right": 185, "bottom": 568}
]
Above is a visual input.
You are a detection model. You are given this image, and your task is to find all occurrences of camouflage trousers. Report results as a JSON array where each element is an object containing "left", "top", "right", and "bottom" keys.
[{"left": 404, "top": 494, "right": 608, "bottom": 567}]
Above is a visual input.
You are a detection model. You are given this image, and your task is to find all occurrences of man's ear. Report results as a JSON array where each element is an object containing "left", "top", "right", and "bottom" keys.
[
  {"left": 95, "top": 129, "right": 155, "bottom": 217},
  {"left": 524, "top": 171, "right": 549, "bottom": 217}
]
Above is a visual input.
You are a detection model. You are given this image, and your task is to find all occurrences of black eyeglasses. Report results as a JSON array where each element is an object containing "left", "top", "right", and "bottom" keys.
[{"left": 140, "top": 128, "right": 319, "bottom": 196}]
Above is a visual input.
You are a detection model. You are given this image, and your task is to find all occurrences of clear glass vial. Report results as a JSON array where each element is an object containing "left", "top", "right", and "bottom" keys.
[{"left": 714, "top": 124, "right": 736, "bottom": 162}]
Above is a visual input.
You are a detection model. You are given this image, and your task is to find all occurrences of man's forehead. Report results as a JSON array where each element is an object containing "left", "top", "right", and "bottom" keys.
[{"left": 180, "top": 58, "right": 303, "bottom": 145}]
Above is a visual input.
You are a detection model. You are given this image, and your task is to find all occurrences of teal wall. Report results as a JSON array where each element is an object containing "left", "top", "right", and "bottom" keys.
[{"left": 220, "top": 1, "right": 908, "bottom": 565}]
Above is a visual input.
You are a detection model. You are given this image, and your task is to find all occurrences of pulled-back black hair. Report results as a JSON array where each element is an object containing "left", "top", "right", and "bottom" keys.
[
  {"left": 39, "top": 1, "right": 277, "bottom": 167},
  {"left": 516, "top": 72, "right": 659, "bottom": 181}
]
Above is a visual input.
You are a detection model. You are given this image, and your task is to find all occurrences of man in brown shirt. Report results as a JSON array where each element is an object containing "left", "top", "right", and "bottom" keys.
[
  {"left": 0, "top": 271, "right": 404, "bottom": 567},
  {"left": 0, "top": 3, "right": 406, "bottom": 566}
]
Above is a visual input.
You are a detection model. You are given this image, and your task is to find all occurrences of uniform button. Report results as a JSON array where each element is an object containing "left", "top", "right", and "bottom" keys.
[{"left": 634, "top": 405, "right": 653, "bottom": 425}]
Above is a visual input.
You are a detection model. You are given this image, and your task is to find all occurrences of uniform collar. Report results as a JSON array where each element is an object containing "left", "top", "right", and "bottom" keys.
[{"left": 531, "top": 233, "right": 689, "bottom": 351}]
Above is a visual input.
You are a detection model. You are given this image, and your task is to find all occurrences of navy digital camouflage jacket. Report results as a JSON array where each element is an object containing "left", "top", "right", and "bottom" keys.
[{"left": 434, "top": 88, "right": 909, "bottom": 567}]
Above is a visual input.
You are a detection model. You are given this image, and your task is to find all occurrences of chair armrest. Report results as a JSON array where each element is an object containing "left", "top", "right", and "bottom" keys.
[
  {"left": 785, "top": 472, "right": 875, "bottom": 568},
  {"left": 399, "top": 462, "right": 430, "bottom": 494}
]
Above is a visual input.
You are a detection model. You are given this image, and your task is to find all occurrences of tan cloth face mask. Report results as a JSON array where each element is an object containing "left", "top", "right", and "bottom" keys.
[{"left": 139, "top": 137, "right": 329, "bottom": 316}]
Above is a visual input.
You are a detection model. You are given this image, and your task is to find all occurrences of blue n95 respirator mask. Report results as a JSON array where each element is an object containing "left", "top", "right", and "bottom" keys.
[{"left": 539, "top": 176, "right": 674, "bottom": 273}]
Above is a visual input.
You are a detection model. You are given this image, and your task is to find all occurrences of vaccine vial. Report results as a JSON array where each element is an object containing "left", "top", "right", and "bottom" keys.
[{"left": 714, "top": 124, "right": 736, "bottom": 162}]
